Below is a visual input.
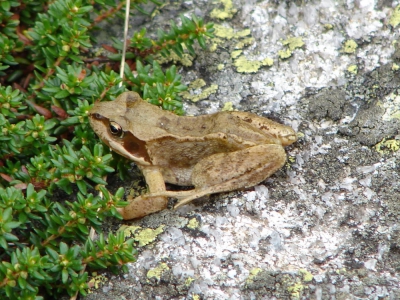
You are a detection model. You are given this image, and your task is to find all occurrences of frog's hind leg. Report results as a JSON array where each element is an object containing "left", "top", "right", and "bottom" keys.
[
  {"left": 230, "top": 111, "right": 297, "bottom": 146},
  {"left": 175, "top": 143, "right": 287, "bottom": 208}
]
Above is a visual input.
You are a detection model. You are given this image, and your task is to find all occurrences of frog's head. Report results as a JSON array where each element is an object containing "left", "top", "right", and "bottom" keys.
[{"left": 89, "top": 92, "right": 151, "bottom": 165}]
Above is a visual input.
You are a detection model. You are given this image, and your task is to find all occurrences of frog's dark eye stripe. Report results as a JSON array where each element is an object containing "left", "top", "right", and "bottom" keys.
[
  {"left": 109, "top": 121, "right": 124, "bottom": 138},
  {"left": 91, "top": 113, "right": 105, "bottom": 120}
]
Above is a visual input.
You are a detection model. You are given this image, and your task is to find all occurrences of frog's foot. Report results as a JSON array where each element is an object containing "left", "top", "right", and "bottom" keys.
[{"left": 118, "top": 194, "right": 168, "bottom": 220}]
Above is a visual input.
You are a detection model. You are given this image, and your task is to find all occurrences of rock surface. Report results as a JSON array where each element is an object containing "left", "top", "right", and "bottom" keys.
[{"left": 86, "top": 0, "right": 400, "bottom": 299}]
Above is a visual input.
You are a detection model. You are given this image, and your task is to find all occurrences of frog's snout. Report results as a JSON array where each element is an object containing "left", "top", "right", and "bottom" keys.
[{"left": 280, "top": 129, "right": 298, "bottom": 146}]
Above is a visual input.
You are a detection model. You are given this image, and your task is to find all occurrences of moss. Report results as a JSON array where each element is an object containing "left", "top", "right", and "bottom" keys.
[
  {"left": 342, "top": 39, "right": 358, "bottom": 54},
  {"left": 210, "top": 0, "right": 237, "bottom": 20},
  {"left": 389, "top": 5, "right": 400, "bottom": 27}
]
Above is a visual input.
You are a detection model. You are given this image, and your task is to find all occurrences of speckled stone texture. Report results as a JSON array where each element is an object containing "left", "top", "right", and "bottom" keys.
[{"left": 85, "top": 0, "right": 400, "bottom": 299}]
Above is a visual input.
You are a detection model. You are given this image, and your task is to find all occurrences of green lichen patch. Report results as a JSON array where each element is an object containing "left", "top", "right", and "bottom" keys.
[
  {"left": 233, "top": 55, "right": 273, "bottom": 73},
  {"left": 282, "top": 37, "right": 305, "bottom": 51},
  {"left": 119, "top": 225, "right": 165, "bottom": 247},
  {"left": 185, "top": 276, "right": 195, "bottom": 286},
  {"left": 374, "top": 138, "right": 400, "bottom": 153},
  {"left": 222, "top": 102, "right": 234, "bottom": 111},
  {"left": 135, "top": 226, "right": 165, "bottom": 247},
  {"left": 236, "top": 28, "right": 251, "bottom": 38},
  {"left": 392, "top": 63, "right": 399, "bottom": 71},
  {"left": 262, "top": 57, "right": 274, "bottom": 67},
  {"left": 287, "top": 281, "right": 306, "bottom": 299},
  {"left": 235, "top": 37, "right": 254, "bottom": 49},
  {"left": 180, "top": 80, "right": 219, "bottom": 102},
  {"left": 211, "top": 24, "right": 267, "bottom": 74},
  {"left": 323, "top": 23, "right": 334, "bottom": 31},
  {"left": 213, "top": 24, "right": 236, "bottom": 39},
  {"left": 298, "top": 269, "right": 313, "bottom": 282},
  {"left": 147, "top": 262, "right": 170, "bottom": 280},
  {"left": 278, "top": 48, "right": 292, "bottom": 59},
  {"left": 213, "top": 24, "right": 251, "bottom": 40},
  {"left": 210, "top": 0, "right": 238, "bottom": 20},
  {"left": 278, "top": 37, "right": 305, "bottom": 60},
  {"left": 119, "top": 225, "right": 142, "bottom": 238},
  {"left": 155, "top": 51, "right": 194, "bottom": 67},
  {"left": 347, "top": 64, "right": 358, "bottom": 74},
  {"left": 389, "top": 5, "right": 400, "bottom": 27},
  {"left": 336, "top": 268, "right": 347, "bottom": 275},
  {"left": 245, "top": 267, "right": 263, "bottom": 285},
  {"left": 189, "top": 79, "right": 206, "bottom": 89},
  {"left": 88, "top": 273, "right": 108, "bottom": 290},
  {"left": 231, "top": 50, "right": 242, "bottom": 59},
  {"left": 187, "top": 217, "right": 200, "bottom": 229},
  {"left": 342, "top": 39, "right": 358, "bottom": 53}
]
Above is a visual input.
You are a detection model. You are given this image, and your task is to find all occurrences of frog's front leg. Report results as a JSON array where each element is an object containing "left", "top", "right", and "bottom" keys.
[{"left": 117, "top": 166, "right": 168, "bottom": 220}]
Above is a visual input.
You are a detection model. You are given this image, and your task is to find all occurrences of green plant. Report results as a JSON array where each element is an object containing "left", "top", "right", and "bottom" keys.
[{"left": 0, "top": 0, "right": 214, "bottom": 298}]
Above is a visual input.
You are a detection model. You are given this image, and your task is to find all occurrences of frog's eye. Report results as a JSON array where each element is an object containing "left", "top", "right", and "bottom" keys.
[{"left": 109, "top": 121, "right": 124, "bottom": 138}]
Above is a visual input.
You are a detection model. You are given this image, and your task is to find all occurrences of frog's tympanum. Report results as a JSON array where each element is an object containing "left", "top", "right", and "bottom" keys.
[{"left": 89, "top": 92, "right": 297, "bottom": 220}]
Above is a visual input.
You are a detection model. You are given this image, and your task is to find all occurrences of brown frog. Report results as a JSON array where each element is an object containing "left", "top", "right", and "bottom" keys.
[{"left": 89, "top": 92, "right": 297, "bottom": 220}]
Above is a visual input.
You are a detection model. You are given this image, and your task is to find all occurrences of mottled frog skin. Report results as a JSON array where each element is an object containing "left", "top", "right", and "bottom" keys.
[{"left": 89, "top": 92, "right": 297, "bottom": 219}]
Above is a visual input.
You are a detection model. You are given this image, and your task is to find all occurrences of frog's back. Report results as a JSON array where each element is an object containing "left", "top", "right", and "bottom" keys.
[{"left": 157, "top": 112, "right": 281, "bottom": 145}]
